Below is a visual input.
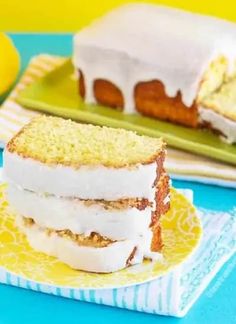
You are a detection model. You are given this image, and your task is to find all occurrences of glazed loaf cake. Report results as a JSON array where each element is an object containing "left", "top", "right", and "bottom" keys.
[
  {"left": 73, "top": 4, "right": 236, "bottom": 143},
  {"left": 4, "top": 116, "right": 170, "bottom": 273}
]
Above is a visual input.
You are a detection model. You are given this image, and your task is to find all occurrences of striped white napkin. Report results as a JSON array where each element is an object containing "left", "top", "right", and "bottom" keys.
[{"left": 0, "top": 54, "right": 236, "bottom": 187}]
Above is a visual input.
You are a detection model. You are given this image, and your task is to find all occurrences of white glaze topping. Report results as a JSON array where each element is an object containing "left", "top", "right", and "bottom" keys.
[
  {"left": 16, "top": 216, "right": 162, "bottom": 273},
  {"left": 16, "top": 216, "right": 137, "bottom": 273},
  {"left": 3, "top": 150, "right": 157, "bottom": 200},
  {"left": 7, "top": 183, "right": 154, "bottom": 241},
  {"left": 199, "top": 106, "right": 236, "bottom": 143},
  {"left": 73, "top": 4, "right": 236, "bottom": 111}
]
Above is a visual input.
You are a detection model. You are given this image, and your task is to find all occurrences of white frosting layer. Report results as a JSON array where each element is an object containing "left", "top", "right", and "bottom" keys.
[
  {"left": 73, "top": 4, "right": 236, "bottom": 111},
  {"left": 7, "top": 183, "right": 153, "bottom": 241},
  {"left": 16, "top": 216, "right": 137, "bottom": 273},
  {"left": 3, "top": 151, "right": 157, "bottom": 200},
  {"left": 16, "top": 216, "right": 162, "bottom": 273},
  {"left": 199, "top": 107, "right": 236, "bottom": 143}
]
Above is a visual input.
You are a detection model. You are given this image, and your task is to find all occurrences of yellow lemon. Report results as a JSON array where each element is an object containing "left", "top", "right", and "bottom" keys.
[{"left": 0, "top": 33, "right": 20, "bottom": 95}]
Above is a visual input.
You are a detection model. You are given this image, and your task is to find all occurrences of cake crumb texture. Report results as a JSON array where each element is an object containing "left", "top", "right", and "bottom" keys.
[
  {"left": 201, "top": 78, "right": 236, "bottom": 121},
  {"left": 7, "top": 116, "right": 164, "bottom": 168}
]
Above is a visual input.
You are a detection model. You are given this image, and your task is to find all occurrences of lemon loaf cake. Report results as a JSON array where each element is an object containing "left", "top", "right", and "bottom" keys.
[
  {"left": 4, "top": 116, "right": 170, "bottom": 273},
  {"left": 73, "top": 3, "right": 236, "bottom": 143}
]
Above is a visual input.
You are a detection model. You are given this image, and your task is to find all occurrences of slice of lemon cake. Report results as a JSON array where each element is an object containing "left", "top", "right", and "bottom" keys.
[{"left": 4, "top": 116, "right": 170, "bottom": 273}]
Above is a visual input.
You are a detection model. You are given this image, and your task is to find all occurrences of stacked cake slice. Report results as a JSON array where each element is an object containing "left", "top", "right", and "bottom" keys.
[{"left": 4, "top": 116, "right": 170, "bottom": 273}]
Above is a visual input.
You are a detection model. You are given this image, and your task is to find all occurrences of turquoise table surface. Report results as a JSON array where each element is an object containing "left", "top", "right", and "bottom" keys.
[{"left": 0, "top": 34, "right": 235, "bottom": 324}]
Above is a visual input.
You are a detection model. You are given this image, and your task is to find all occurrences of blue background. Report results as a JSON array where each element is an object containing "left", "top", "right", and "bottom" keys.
[{"left": 0, "top": 34, "right": 235, "bottom": 324}]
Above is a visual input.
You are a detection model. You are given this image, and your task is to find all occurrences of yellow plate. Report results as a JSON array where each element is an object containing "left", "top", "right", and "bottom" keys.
[{"left": 0, "top": 185, "right": 202, "bottom": 289}]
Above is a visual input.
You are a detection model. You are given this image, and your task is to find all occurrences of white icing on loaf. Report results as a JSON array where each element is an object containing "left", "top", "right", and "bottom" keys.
[
  {"left": 7, "top": 183, "right": 154, "bottom": 241},
  {"left": 16, "top": 215, "right": 163, "bottom": 273},
  {"left": 4, "top": 150, "right": 157, "bottom": 200},
  {"left": 73, "top": 4, "right": 236, "bottom": 111}
]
